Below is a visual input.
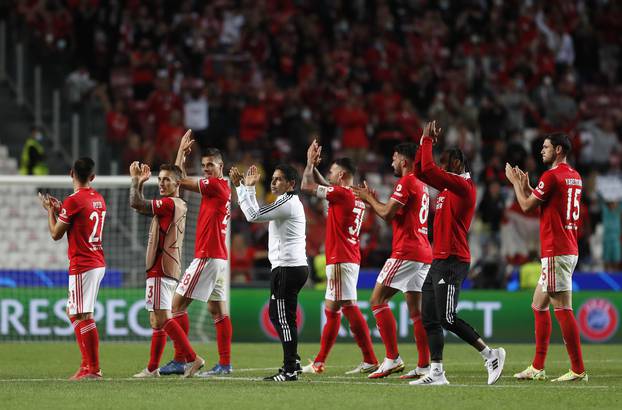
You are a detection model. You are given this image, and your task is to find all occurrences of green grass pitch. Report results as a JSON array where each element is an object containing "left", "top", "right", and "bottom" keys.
[{"left": 0, "top": 342, "right": 621, "bottom": 409}]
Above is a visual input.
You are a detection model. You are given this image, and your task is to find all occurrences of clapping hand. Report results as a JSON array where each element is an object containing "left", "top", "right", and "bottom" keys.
[
  {"left": 47, "top": 194, "right": 61, "bottom": 213},
  {"left": 245, "top": 165, "right": 261, "bottom": 186},
  {"left": 504, "top": 163, "right": 518, "bottom": 184},
  {"left": 307, "top": 139, "right": 322, "bottom": 167},
  {"left": 180, "top": 129, "right": 194, "bottom": 157},
  {"left": 130, "top": 161, "right": 151, "bottom": 183},
  {"left": 421, "top": 120, "right": 441, "bottom": 145},
  {"left": 352, "top": 181, "right": 376, "bottom": 202},
  {"left": 514, "top": 165, "right": 531, "bottom": 191},
  {"left": 229, "top": 167, "right": 244, "bottom": 187},
  {"left": 38, "top": 192, "right": 52, "bottom": 211}
]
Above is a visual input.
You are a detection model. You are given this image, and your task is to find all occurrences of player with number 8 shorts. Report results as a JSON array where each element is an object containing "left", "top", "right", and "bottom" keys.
[
  {"left": 157, "top": 131, "right": 233, "bottom": 377},
  {"left": 353, "top": 143, "right": 432, "bottom": 380}
]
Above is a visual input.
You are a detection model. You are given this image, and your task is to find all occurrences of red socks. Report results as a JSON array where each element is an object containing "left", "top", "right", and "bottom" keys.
[
  {"left": 214, "top": 316, "right": 232, "bottom": 366},
  {"left": 172, "top": 311, "right": 190, "bottom": 362},
  {"left": 554, "top": 308, "right": 585, "bottom": 374},
  {"left": 532, "top": 306, "right": 552, "bottom": 370},
  {"left": 314, "top": 309, "right": 341, "bottom": 363},
  {"left": 411, "top": 313, "right": 430, "bottom": 368},
  {"left": 70, "top": 317, "right": 88, "bottom": 368},
  {"left": 164, "top": 319, "right": 196, "bottom": 362},
  {"left": 148, "top": 329, "right": 167, "bottom": 372},
  {"left": 372, "top": 304, "right": 399, "bottom": 360},
  {"left": 342, "top": 305, "right": 377, "bottom": 365},
  {"left": 76, "top": 319, "right": 100, "bottom": 373}
]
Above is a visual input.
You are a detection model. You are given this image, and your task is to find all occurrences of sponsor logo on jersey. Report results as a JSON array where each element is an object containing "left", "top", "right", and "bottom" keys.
[
  {"left": 577, "top": 298, "right": 619, "bottom": 342},
  {"left": 436, "top": 196, "right": 445, "bottom": 210},
  {"left": 259, "top": 301, "right": 304, "bottom": 341},
  {"left": 565, "top": 178, "right": 582, "bottom": 187}
]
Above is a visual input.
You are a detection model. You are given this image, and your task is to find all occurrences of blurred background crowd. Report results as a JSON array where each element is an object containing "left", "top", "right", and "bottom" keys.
[{"left": 8, "top": 0, "right": 622, "bottom": 287}]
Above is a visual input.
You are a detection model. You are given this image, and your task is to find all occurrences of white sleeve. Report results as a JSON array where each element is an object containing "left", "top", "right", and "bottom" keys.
[
  {"left": 316, "top": 185, "right": 328, "bottom": 199},
  {"left": 237, "top": 186, "right": 292, "bottom": 222}
]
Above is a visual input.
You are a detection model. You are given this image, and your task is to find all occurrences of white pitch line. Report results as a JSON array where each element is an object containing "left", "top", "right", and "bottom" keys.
[
  {"left": 234, "top": 367, "right": 281, "bottom": 372},
  {"left": 0, "top": 377, "right": 616, "bottom": 390},
  {"left": 211, "top": 377, "right": 614, "bottom": 389},
  {"left": 321, "top": 374, "right": 622, "bottom": 380}
]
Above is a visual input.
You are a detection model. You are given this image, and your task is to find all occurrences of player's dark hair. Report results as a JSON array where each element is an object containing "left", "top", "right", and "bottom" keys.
[
  {"left": 160, "top": 163, "right": 183, "bottom": 180},
  {"left": 443, "top": 147, "right": 471, "bottom": 173},
  {"left": 394, "top": 142, "right": 418, "bottom": 160},
  {"left": 332, "top": 157, "right": 356, "bottom": 176},
  {"left": 72, "top": 157, "right": 95, "bottom": 183},
  {"left": 545, "top": 132, "right": 571, "bottom": 155},
  {"left": 275, "top": 163, "right": 299, "bottom": 189},
  {"left": 202, "top": 147, "right": 223, "bottom": 162}
]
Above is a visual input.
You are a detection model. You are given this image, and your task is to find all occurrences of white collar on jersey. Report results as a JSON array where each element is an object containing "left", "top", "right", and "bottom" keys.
[{"left": 446, "top": 171, "right": 471, "bottom": 179}]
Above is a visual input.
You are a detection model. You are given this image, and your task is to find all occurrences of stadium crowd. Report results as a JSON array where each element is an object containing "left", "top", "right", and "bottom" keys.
[{"left": 15, "top": 0, "right": 622, "bottom": 284}]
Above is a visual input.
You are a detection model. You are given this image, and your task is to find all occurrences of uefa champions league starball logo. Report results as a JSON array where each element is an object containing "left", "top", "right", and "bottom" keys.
[
  {"left": 577, "top": 298, "right": 619, "bottom": 342},
  {"left": 259, "top": 301, "right": 305, "bottom": 341}
]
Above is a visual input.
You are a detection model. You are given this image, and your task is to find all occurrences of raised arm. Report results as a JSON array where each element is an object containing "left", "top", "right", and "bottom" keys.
[
  {"left": 178, "top": 177, "right": 201, "bottom": 193},
  {"left": 38, "top": 193, "right": 69, "bottom": 241},
  {"left": 505, "top": 163, "right": 541, "bottom": 213},
  {"left": 413, "top": 143, "right": 434, "bottom": 186},
  {"left": 313, "top": 167, "right": 330, "bottom": 186},
  {"left": 129, "top": 161, "right": 153, "bottom": 215},
  {"left": 175, "top": 129, "right": 194, "bottom": 178},
  {"left": 352, "top": 181, "right": 403, "bottom": 222},
  {"left": 419, "top": 122, "right": 472, "bottom": 196},
  {"left": 173, "top": 129, "right": 203, "bottom": 192},
  {"left": 301, "top": 139, "right": 324, "bottom": 195},
  {"left": 233, "top": 165, "right": 291, "bottom": 222}
]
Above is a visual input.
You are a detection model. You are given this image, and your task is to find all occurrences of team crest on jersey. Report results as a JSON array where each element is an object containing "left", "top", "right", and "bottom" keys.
[
  {"left": 577, "top": 298, "right": 619, "bottom": 342},
  {"left": 155, "top": 200, "right": 163, "bottom": 208},
  {"left": 259, "top": 301, "right": 304, "bottom": 341}
]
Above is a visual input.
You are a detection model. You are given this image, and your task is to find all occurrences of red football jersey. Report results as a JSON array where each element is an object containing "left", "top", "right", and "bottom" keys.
[
  {"left": 389, "top": 173, "right": 433, "bottom": 263},
  {"left": 58, "top": 188, "right": 106, "bottom": 275},
  {"left": 147, "top": 197, "right": 175, "bottom": 278},
  {"left": 415, "top": 138, "right": 476, "bottom": 262},
  {"left": 319, "top": 185, "right": 364, "bottom": 264},
  {"left": 195, "top": 177, "right": 230, "bottom": 259},
  {"left": 532, "top": 163, "right": 581, "bottom": 257}
]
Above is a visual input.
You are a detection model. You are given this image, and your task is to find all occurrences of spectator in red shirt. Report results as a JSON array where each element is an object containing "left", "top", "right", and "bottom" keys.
[
  {"left": 155, "top": 110, "right": 185, "bottom": 166},
  {"left": 370, "top": 81, "right": 402, "bottom": 123},
  {"left": 105, "top": 98, "right": 130, "bottom": 146},
  {"left": 375, "top": 110, "right": 406, "bottom": 161},
  {"left": 230, "top": 233, "right": 267, "bottom": 284},
  {"left": 398, "top": 100, "right": 423, "bottom": 142},
  {"left": 239, "top": 94, "right": 268, "bottom": 144},
  {"left": 147, "top": 72, "right": 183, "bottom": 129},
  {"left": 122, "top": 131, "right": 153, "bottom": 172},
  {"left": 334, "top": 96, "right": 369, "bottom": 163},
  {"left": 130, "top": 38, "right": 157, "bottom": 101}
]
